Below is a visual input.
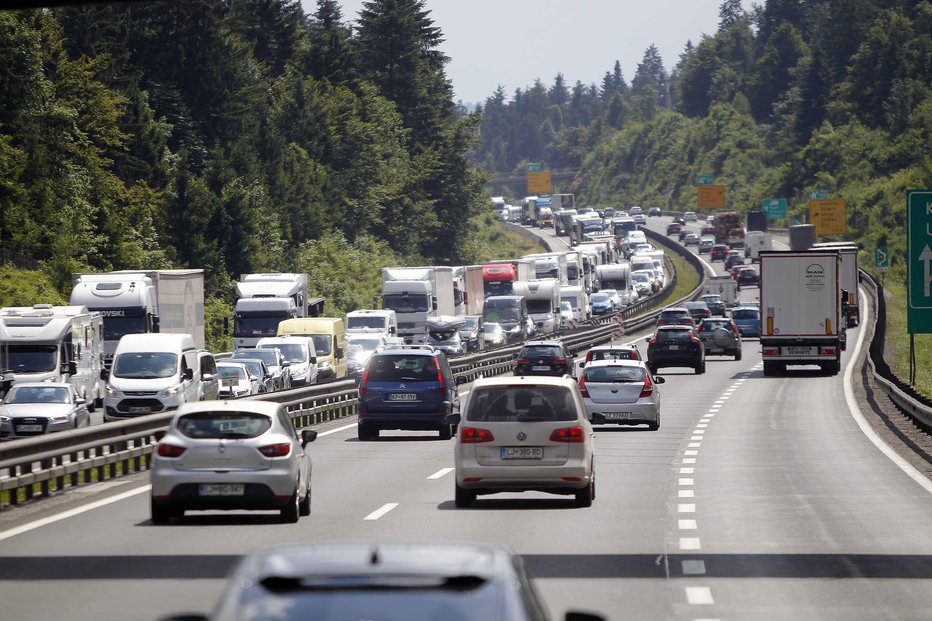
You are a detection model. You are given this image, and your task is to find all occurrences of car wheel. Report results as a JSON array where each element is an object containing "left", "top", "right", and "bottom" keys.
[
  {"left": 647, "top": 363, "right": 657, "bottom": 375},
  {"left": 455, "top": 484, "right": 475, "bottom": 508},
  {"left": 763, "top": 361, "right": 776, "bottom": 376},
  {"left": 575, "top": 476, "right": 594, "bottom": 508},
  {"left": 299, "top": 483, "right": 312, "bottom": 516},
  {"left": 648, "top": 413, "right": 660, "bottom": 431},
  {"left": 358, "top": 423, "right": 378, "bottom": 441},
  {"left": 439, "top": 424, "right": 452, "bottom": 441},
  {"left": 150, "top": 499, "right": 173, "bottom": 525},
  {"left": 695, "top": 362, "right": 705, "bottom": 374},
  {"left": 735, "top": 350, "right": 742, "bottom": 361},
  {"left": 280, "top": 489, "right": 300, "bottom": 523}
]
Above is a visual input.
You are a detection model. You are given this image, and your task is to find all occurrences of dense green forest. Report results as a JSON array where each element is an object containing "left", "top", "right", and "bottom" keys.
[
  {"left": 0, "top": 0, "right": 492, "bottom": 325},
  {"left": 476, "top": 0, "right": 931, "bottom": 282}
]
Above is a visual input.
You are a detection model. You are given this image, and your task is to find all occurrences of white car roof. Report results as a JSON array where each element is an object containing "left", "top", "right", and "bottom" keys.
[
  {"left": 470, "top": 375, "right": 578, "bottom": 390},
  {"left": 173, "top": 399, "right": 282, "bottom": 417},
  {"left": 583, "top": 359, "right": 645, "bottom": 369}
]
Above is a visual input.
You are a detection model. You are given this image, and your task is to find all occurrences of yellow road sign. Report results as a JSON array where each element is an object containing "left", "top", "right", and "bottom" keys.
[
  {"left": 697, "top": 185, "right": 725, "bottom": 209},
  {"left": 809, "top": 199, "right": 847, "bottom": 236},
  {"left": 527, "top": 171, "right": 552, "bottom": 194}
]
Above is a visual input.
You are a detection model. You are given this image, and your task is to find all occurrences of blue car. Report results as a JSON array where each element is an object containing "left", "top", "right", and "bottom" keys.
[
  {"left": 357, "top": 345, "right": 462, "bottom": 441},
  {"left": 731, "top": 306, "right": 761, "bottom": 338}
]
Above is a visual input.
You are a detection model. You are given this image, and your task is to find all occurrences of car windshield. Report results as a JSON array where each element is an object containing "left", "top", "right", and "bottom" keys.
[
  {"left": 237, "top": 360, "right": 263, "bottom": 377},
  {"left": 701, "top": 321, "right": 732, "bottom": 332},
  {"left": 584, "top": 365, "right": 645, "bottom": 383},
  {"left": 347, "top": 316, "right": 387, "bottom": 330},
  {"left": 483, "top": 324, "right": 502, "bottom": 335},
  {"left": 176, "top": 413, "right": 272, "bottom": 439},
  {"left": 112, "top": 352, "right": 178, "bottom": 379},
  {"left": 2, "top": 345, "right": 58, "bottom": 373},
  {"left": 234, "top": 349, "right": 279, "bottom": 368},
  {"left": 426, "top": 330, "right": 459, "bottom": 343},
  {"left": 382, "top": 294, "right": 430, "bottom": 313},
  {"left": 260, "top": 343, "right": 308, "bottom": 363},
  {"left": 218, "top": 366, "right": 247, "bottom": 380},
  {"left": 348, "top": 336, "right": 382, "bottom": 352},
  {"left": 588, "top": 349, "right": 636, "bottom": 361},
  {"left": 466, "top": 385, "right": 578, "bottom": 422},
  {"left": 591, "top": 294, "right": 610, "bottom": 303},
  {"left": 657, "top": 330, "right": 693, "bottom": 343},
  {"left": 4, "top": 386, "right": 70, "bottom": 404},
  {"left": 308, "top": 334, "right": 332, "bottom": 356},
  {"left": 367, "top": 355, "right": 439, "bottom": 382}
]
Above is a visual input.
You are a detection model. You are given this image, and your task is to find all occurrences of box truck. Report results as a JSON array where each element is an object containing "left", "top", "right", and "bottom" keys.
[
  {"left": 232, "top": 273, "right": 324, "bottom": 349},
  {"left": 513, "top": 279, "right": 561, "bottom": 335}
]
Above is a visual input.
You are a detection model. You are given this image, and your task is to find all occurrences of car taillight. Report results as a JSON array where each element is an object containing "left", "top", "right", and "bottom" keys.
[
  {"left": 157, "top": 443, "right": 186, "bottom": 458},
  {"left": 731, "top": 321, "right": 738, "bottom": 332},
  {"left": 553, "top": 358, "right": 566, "bottom": 366},
  {"left": 639, "top": 373, "right": 654, "bottom": 397},
  {"left": 460, "top": 427, "right": 494, "bottom": 443},
  {"left": 258, "top": 443, "right": 292, "bottom": 457},
  {"left": 437, "top": 364, "right": 445, "bottom": 395},
  {"left": 550, "top": 426, "right": 586, "bottom": 443},
  {"left": 359, "top": 365, "right": 369, "bottom": 397},
  {"left": 690, "top": 333, "right": 701, "bottom": 345},
  {"left": 516, "top": 358, "right": 529, "bottom": 365},
  {"left": 578, "top": 376, "right": 589, "bottom": 398},
  {"left": 762, "top": 347, "right": 778, "bottom": 356}
]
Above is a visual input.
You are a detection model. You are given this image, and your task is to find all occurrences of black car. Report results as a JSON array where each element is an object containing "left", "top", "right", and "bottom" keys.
[
  {"left": 683, "top": 301, "right": 711, "bottom": 323},
  {"left": 357, "top": 345, "right": 462, "bottom": 440},
  {"left": 724, "top": 251, "right": 745, "bottom": 270},
  {"left": 666, "top": 222, "right": 682, "bottom": 235},
  {"left": 736, "top": 266, "right": 760, "bottom": 287},
  {"left": 678, "top": 228, "right": 690, "bottom": 241},
  {"left": 710, "top": 244, "right": 729, "bottom": 261},
  {"left": 646, "top": 326, "right": 705, "bottom": 374},
  {"left": 656, "top": 307, "right": 696, "bottom": 328},
  {"left": 648, "top": 207, "right": 662, "bottom": 217},
  {"left": 514, "top": 340, "right": 576, "bottom": 378},
  {"left": 699, "top": 294, "right": 726, "bottom": 316}
]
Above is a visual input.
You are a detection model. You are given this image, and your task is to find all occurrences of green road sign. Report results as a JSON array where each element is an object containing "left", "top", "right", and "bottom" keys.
[
  {"left": 762, "top": 198, "right": 787, "bottom": 219},
  {"left": 808, "top": 189, "right": 828, "bottom": 200},
  {"left": 907, "top": 190, "right": 932, "bottom": 333},
  {"left": 527, "top": 163, "right": 542, "bottom": 172},
  {"left": 875, "top": 246, "right": 889, "bottom": 270},
  {"left": 695, "top": 174, "right": 715, "bottom": 185}
]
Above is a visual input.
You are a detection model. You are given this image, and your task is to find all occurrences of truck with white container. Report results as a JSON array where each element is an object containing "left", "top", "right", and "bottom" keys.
[
  {"left": 381, "top": 267, "right": 454, "bottom": 344},
  {"left": 706, "top": 275, "right": 739, "bottom": 307},
  {"left": 811, "top": 242, "right": 860, "bottom": 326},
  {"left": 513, "top": 278, "right": 561, "bottom": 335},
  {"left": 481, "top": 260, "right": 535, "bottom": 298},
  {"left": 70, "top": 269, "right": 205, "bottom": 366},
  {"left": 232, "top": 273, "right": 325, "bottom": 349},
  {"left": 524, "top": 252, "right": 569, "bottom": 285},
  {"left": 0, "top": 305, "right": 104, "bottom": 408},
  {"left": 759, "top": 249, "right": 844, "bottom": 376},
  {"left": 462, "top": 265, "right": 485, "bottom": 315}
]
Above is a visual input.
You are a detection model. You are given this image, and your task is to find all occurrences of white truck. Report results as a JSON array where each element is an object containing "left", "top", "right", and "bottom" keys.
[
  {"left": 513, "top": 278, "right": 561, "bottom": 335},
  {"left": 560, "top": 286, "right": 590, "bottom": 322},
  {"left": 346, "top": 309, "right": 397, "bottom": 337},
  {"left": 706, "top": 275, "right": 739, "bottom": 307},
  {"left": 524, "top": 252, "right": 569, "bottom": 285},
  {"left": 462, "top": 265, "right": 485, "bottom": 315},
  {"left": 71, "top": 269, "right": 204, "bottom": 366},
  {"left": 759, "top": 249, "right": 844, "bottom": 376},
  {"left": 0, "top": 304, "right": 104, "bottom": 408},
  {"left": 594, "top": 263, "right": 637, "bottom": 306},
  {"left": 232, "top": 273, "right": 324, "bottom": 349},
  {"left": 564, "top": 251, "right": 583, "bottom": 288},
  {"left": 812, "top": 242, "right": 860, "bottom": 326},
  {"left": 745, "top": 231, "right": 773, "bottom": 262},
  {"left": 381, "top": 267, "right": 454, "bottom": 343}
]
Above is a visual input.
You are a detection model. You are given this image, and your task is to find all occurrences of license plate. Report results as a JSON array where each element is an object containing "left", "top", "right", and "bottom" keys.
[
  {"left": 222, "top": 379, "right": 237, "bottom": 386},
  {"left": 387, "top": 393, "right": 417, "bottom": 401},
  {"left": 531, "top": 365, "right": 551, "bottom": 371},
  {"left": 129, "top": 406, "right": 152, "bottom": 414},
  {"left": 707, "top": 348, "right": 724, "bottom": 354},
  {"left": 604, "top": 412, "right": 631, "bottom": 420},
  {"left": 501, "top": 447, "right": 543, "bottom": 459},
  {"left": 666, "top": 345, "right": 680, "bottom": 350},
  {"left": 198, "top": 484, "right": 244, "bottom": 497},
  {"left": 15, "top": 424, "right": 42, "bottom": 432},
  {"left": 785, "top": 346, "right": 815, "bottom": 355}
]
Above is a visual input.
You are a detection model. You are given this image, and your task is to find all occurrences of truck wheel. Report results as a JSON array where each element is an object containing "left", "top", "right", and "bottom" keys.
[{"left": 763, "top": 362, "right": 776, "bottom": 376}]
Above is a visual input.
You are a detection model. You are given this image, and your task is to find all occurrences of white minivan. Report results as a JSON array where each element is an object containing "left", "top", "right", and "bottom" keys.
[
  {"left": 103, "top": 333, "right": 201, "bottom": 421},
  {"left": 257, "top": 336, "right": 318, "bottom": 386}
]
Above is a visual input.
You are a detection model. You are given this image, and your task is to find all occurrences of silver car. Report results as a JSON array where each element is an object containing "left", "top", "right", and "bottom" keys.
[
  {"left": 0, "top": 382, "right": 90, "bottom": 438},
  {"left": 216, "top": 361, "right": 258, "bottom": 398},
  {"left": 150, "top": 400, "right": 316, "bottom": 524},
  {"left": 454, "top": 375, "right": 596, "bottom": 508},
  {"left": 578, "top": 360, "right": 664, "bottom": 430}
]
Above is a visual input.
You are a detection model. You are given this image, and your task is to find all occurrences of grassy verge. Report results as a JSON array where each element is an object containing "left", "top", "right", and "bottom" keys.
[
  {"left": 668, "top": 252, "right": 701, "bottom": 303},
  {"left": 877, "top": 275, "right": 932, "bottom": 399},
  {"left": 466, "top": 212, "right": 545, "bottom": 262}
]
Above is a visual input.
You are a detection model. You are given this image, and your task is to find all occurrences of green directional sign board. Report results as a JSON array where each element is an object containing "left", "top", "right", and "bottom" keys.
[
  {"left": 808, "top": 189, "right": 829, "bottom": 200},
  {"left": 875, "top": 246, "right": 889, "bottom": 270},
  {"left": 527, "top": 163, "right": 542, "bottom": 172},
  {"left": 762, "top": 198, "right": 787, "bottom": 219},
  {"left": 695, "top": 174, "right": 715, "bottom": 186},
  {"left": 907, "top": 190, "right": 932, "bottom": 333}
]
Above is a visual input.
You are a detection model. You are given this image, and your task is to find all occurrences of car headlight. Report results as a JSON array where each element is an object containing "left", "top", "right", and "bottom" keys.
[
  {"left": 508, "top": 325, "right": 522, "bottom": 334},
  {"left": 159, "top": 384, "right": 182, "bottom": 398},
  {"left": 0, "top": 414, "right": 9, "bottom": 423},
  {"left": 106, "top": 385, "right": 118, "bottom": 397},
  {"left": 49, "top": 414, "right": 70, "bottom": 422},
  {"left": 318, "top": 360, "right": 332, "bottom": 370},
  {"left": 43, "top": 377, "right": 57, "bottom": 383}
]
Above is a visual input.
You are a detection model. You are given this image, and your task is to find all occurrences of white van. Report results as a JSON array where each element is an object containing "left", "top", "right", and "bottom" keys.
[
  {"left": 346, "top": 309, "right": 397, "bottom": 337},
  {"left": 103, "top": 333, "right": 200, "bottom": 421},
  {"left": 257, "top": 336, "right": 318, "bottom": 386}
]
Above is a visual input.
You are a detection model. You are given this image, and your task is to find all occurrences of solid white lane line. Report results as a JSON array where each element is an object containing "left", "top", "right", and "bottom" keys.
[
  {"left": 364, "top": 503, "right": 399, "bottom": 520},
  {"left": 686, "top": 586, "right": 715, "bottom": 605},
  {"left": 679, "top": 537, "right": 701, "bottom": 550},
  {"left": 678, "top": 503, "right": 696, "bottom": 513},
  {"left": 318, "top": 422, "right": 357, "bottom": 437},
  {"left": 680, "top": 467, "right": 695, "bottom": 474},
  {"left": 427, "top": 467, "right": 454, "bottom": 480},
  {"left": 679, "top": 478, "right": 694, "bottom": 486},
  {"left": 679, "top": 519, "right": 697, "bottom": 530},
  {"left": 682, "top": 560, "right": 706, "bottom": 575},
  {"left": 679, "top": 490, "right": 695, "bottom": 498},
  {"left": 843, "top": 289, "right": 932, "bottom": 495},
  {"left": 0, "top": 484, "right": 151, "bottom": 542}
]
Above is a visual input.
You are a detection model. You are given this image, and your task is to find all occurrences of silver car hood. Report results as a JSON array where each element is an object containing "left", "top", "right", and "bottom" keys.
[{"left": 0, "top": 403, "right": 74, "bottom": 418}]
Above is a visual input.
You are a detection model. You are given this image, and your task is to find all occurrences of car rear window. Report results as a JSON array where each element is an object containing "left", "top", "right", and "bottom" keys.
[
  {"left": 177, "top": 413, "right": 272, "bottom": 439},
  {"left": 700, "top": 321, "right": 731, "bottom": 332},
  {"left": 583, "top": 365, "right": 645, "bottom": 383},
  {"left": 520, "top": 346, "right": 562, "bottom": 358},
  {"left": 367, "top": 355, "right": 439, "bottom": 382},
  {"left": 657, "top": 330, "right": 693, "bottom": 343},
  {"left": 733, "top": 309, "right": 759, "bottom": 320},
  {"left": 466, "top": 386, "right": 578, "bottom": 422},
  {"left": 660, "top": 310, "right": 689, "bottom": 319},
  {"left": 588, "top": 349, "right": 636, "bottom": 361}
]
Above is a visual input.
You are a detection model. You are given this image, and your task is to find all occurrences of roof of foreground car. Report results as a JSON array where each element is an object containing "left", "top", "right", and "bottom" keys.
[
  {"left": 583, "top": 359, "right": 644, "bottom": 370},
  {"left": 473, "top": 374, "right": 577, "bottom": 390},
  {"left": 172, "top": 399, "right": 281, "bottom": 417}
]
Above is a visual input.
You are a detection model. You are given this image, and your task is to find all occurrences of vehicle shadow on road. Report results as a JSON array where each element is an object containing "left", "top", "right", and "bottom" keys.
[
  {"left": 436, "top": 499, "right": 578, "bottom": 511},
  {"left": 139, "top": 513, "right": 286, "bottom": 527},
  {"left": 346, "top": 435, "right": 451, "bottom": 443},
  {"left": 592, "top": 426, "right": 657, "bottom": 432}
]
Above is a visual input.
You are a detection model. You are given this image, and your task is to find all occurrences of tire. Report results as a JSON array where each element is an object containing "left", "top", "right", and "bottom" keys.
[
  {"left": 648, "top": 414, "right": 660, "bottom": 431},
  {"left": 280, "top": 490, "right": 300, "bottom": 523},
  {"left": 823, "top": 361, "right": 841, "bottom": 375},
  {"left": 150, "top": 499, "right": 173, "bottom": 525},
  {"left": 763, "top": 361, "right": 776, "bottom": 376},
  {"left": 647, "top": 363, "right": 657, "bottom": 375},
  {"left": 299, "top": 483, "right": 312, "bottom": 516},
  {"left": 695, "top": 361, "right": 706, "bottom": 375},
  {"left": 735, "top": 350, "right": 742, "bottom": 361},
  {"left": 455, "top": 484, "right": 475, "bottom": 508},
  {"left": 439, "top": 424, "right": 452, "bottom": 440},
  {"left": 575, "top": 476, "right": 594, "bottom": 508},
  {"left": 357, "top": 423, "right": 378, "bottom": 441}
]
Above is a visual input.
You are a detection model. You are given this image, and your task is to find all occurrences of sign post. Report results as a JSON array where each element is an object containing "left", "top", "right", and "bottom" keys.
[
  {"left": 761, "top": 198, "right": 788, "bottom": 220},
  {"left": 907, "top": 190, "right": 932, "bottom": 334},
  {"left": 527, "top": 171, "right": 552, "bottom": 194},
  {"left": 808, "top": 198, "right": 847, "bottom": 236},
  {"left": 697, "top": 185, "right": 725, "bottom": 210}
]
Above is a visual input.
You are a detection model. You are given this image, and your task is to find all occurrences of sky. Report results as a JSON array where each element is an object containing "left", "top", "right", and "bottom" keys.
[{"left": 301, "top": 0, "right": 757, "bottom": 106}]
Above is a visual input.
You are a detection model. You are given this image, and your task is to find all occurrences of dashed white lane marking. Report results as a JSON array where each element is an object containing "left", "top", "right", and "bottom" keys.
[
  {"left": 427, "top": 467, "right": 454, "bottom": 480},
  {"left": 679, "top": 478, "right": 694, "bottom": 486},
  {"left": 683, "top": 458, "right": 696, "bottom": 464},
  {"left": 364, "top": 503, "right": 399, "bottom": 520},
  {"left": 0, "top": 484, "right": 151, "bottom": 542},
  {"left": 318, "top": 422, "right": 357, "bottom": 437},
  {"left": 690, "top": 436, "right": 703, "bottom": 441},
  {"left": 685, "top": 450, "right": 699, "bottom": 456},
  {"left": 682, "top": 560, "right": 706, "bottom": 575},
  {"left": 693, "top": 429, "right": 706, "bottom": 434},
  {"left": 679, "top": 537, "right": 701, "bottom": 550},
  {"left": 680, "top": 467, "right": 695, "bottom": 474},
  {"left": 679, "top": 490, "right": 695, "bottom": 498},
  {"left": 696, "top": 423, "right": 709, "bottom": 428},
  {"left": 678, "top": 519, "right": 697, "bottom": 529},
  {"left": 688, "top": 443, "right": 702, "bottom": 448},
  {"left": 678, "top": 503, "right": 696, "bottom": 513},
  {"left": 686, "top": 586, "right": 715, "bottom": 604}
]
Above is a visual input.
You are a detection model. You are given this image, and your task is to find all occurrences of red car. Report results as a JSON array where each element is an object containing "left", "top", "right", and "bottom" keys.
[{"left": 666, "top": 223, "right": 682, "bottom": 235}]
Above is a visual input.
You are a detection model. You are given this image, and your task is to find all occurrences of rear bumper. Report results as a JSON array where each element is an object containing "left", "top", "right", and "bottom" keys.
[
  {"left": 456, "top": 463, "right": 592, "bottom": 493},
  {"left": 358, "top": 411, "right": 448, "bottom": 431},
  {"left": 150, "top": 483, "right": 293, "bottom": 511},
  {"left": 584, "top": 402, "right": 658, "bottom": 424}
]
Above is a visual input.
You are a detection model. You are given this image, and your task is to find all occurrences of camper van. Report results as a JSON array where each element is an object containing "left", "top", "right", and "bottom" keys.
[{"left": 277, "top": 317, "right": 347, "bottom": 381}]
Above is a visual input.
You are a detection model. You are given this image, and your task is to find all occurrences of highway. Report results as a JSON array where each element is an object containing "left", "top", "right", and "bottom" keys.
[{"left": 1, "top": 217, "right": 931, "bottom": 620}]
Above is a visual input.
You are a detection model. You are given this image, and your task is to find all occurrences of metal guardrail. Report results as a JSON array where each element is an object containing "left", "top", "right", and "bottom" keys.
[
  {"left": 0, "top": 226, "right": 708, "bottom": 511},
  {"left": 860, "top": 270, "right": 932, "bottom": 429}
]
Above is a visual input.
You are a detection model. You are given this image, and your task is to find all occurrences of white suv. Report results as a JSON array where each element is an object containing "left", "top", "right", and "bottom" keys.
[
  {"left": 684, "top": 211, "right": 697, "bottom": 222},
  {"left": 256, "top": 336, "right": 318, "bottom": 386}
]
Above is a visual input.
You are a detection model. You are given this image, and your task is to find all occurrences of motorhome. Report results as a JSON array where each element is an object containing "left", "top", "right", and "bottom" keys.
[
  {"left": 0, "top": 305, "right": 104, "bottom": 409},
  {"left": 513, "top": 279, "right": 561, "bottom": 335},
  {"left": 594, "top": 263, "right": 637, "bottom": 306},
  {"left": 560, "top": 286, "right": 590, "bottom": 322},
  {"left": 482, "top": 296, "right": 529, "bottom": 343}
]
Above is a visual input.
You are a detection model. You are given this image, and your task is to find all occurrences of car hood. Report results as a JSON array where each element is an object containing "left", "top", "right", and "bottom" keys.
[{"left": 0, "top": 403, "right": 74, "bottom": 418}]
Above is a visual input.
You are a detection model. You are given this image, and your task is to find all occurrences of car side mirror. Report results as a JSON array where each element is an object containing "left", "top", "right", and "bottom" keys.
[
  {"left": 100, "top": 368, "right": 110, "bottom": 381},
  {"left": 335, "top": 347, "right": 343, "bottom": 359},
  {"left": 302, "top": 430, "right": 318, "bottom": 446},
  {"left": 444, "top": 413, "right": 461, "bottom": 426},
  {"left": 183, "top": 368, "right": 194, "bottom": 381},
  {"left": 455, "top": 375, "right": 467, "bottom": 385},
  {"left": 282, "top": 360, "right": 291, "bottom": 367},
  {"left": 75, "top": 397, "right": 87, "bottom": 406},
  {"left": 654, "top": 376, "right": 666, "bottom": 384},
  {"left": 249, "top": 375, "right": 258, "bottom": 382},
  {"left": 201, "top": 373, "right": 214, "bottom": 382},
  {"left": 589, "top": 412, "right": 606, "bottom": 425},
  {"left": 309, "top": 357, "right": 317, "bottom": 364}
]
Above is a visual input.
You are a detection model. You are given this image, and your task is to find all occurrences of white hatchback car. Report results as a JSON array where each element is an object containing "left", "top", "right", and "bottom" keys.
[
  {"left": 150, "top": 400, "right": 317, "bottom": 524},
  {"left": 578, "top": 360, "right": 664, "bottom": 430},
  {"left": 453, "top": 376, "right": 597, "bottom": 508}
]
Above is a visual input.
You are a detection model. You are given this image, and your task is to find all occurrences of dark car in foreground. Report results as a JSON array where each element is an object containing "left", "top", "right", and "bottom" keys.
[
  {"left": 737, "top": 266, "right": 760, "bottom": 287},
  {"left": 161, "top": 541, "right": 605, "bottom": 621},
  {"left": 357, "top": 345, "right": 462, "bottom": 440},
  {"left": 646, "top": 325, "right": 705, "bottom": 374},
  {"left": 710, "top": 244, "right": 729, "bottom": 262},
  {"left": 514, "top": 340, "right": 575, "bottom": 378}
]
